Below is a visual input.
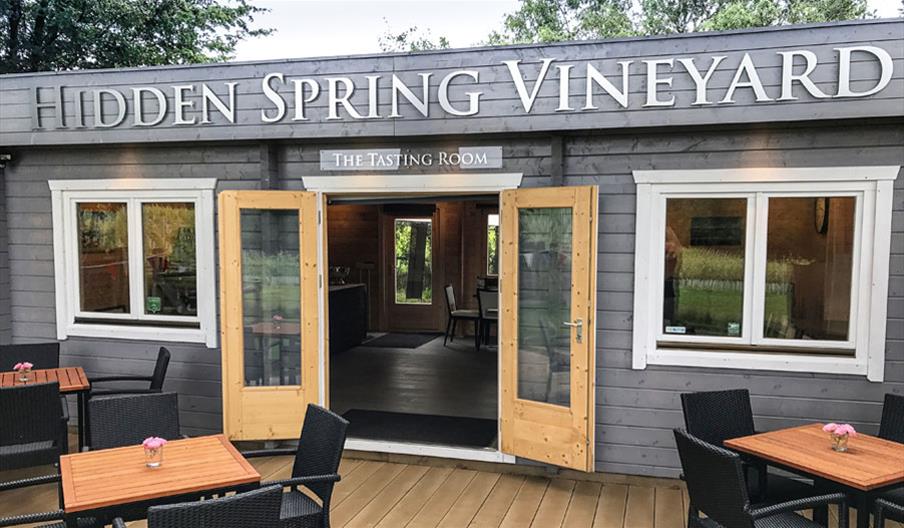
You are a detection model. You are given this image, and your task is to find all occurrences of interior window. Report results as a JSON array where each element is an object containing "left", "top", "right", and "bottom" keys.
[
  {"left": 77, "top": 202, "right": 130, "bottom": 313},
  {"left": 487, "top": 213, "right": 499, "bottom": 275},
  {"left": 394, "top": 218, "right": 433, "bottom": 305},
  {"left": 142, "top": 203, "right": 197, "bottom": 316}
]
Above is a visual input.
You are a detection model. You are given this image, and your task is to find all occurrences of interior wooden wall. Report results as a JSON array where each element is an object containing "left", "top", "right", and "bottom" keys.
[{"left": 327, "top": 199, "right": 497, "bottom": 334}]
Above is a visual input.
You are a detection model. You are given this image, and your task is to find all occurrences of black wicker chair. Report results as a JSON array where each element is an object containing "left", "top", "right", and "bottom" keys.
[
  {"left": 879, "top": 393, "right": 904, "bottom": 443},
  {"left": 675, "top": 429, "right": 848, "bottom": 528},
  {"left": 110, "top": 485, "right": 283, "bottom": 528},
  {"left": 0, "top": 342, "right": 70, "bottom": 431},
  {"left": 875, "top": 498, "right": 904, "bottom": 528},
  {"left": 87, "top": 392, "right": 180, "bottom": 450},
  {"left": 242, "top": 404, "right": 349, "bottom": 528},
  {"left": 681, "top": 389, "right": 816, "bottom": 505},
  {"left": 0, "top": 382, "right": 68, "bottom": 471},
  {"left": 89, "top": 346, "right": 170, "bottom": 397}
]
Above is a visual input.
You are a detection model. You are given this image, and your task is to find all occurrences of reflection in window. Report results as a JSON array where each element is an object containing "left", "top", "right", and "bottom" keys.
[
  {"left": 394, "top": 219, "right": 433, "bottom": 305},
  {"left": 143, "top": 203, "right": 197, "bottom": 316},
  {"left": 764, "top": 197, "right": 854, "bottom": 341},
  {"left": 77, "top": 203, "right": 129, "bottom": 313},
  {"left": 487, "top": 214, "right": 499, "bottom": 275},
  {"left": 241, "top": 209, "right": 302, "bottom": 386},
  {"left": 517, "top": 207, "right": 572, "bottom": 407},
  {"left": 664, "top": 198, "right": 747, "bottom": 338}
]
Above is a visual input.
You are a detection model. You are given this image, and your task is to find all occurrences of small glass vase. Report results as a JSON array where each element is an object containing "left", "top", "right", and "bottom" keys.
[
  {"left": 17, "top": 369, "right": 31, "bottom": 383},
  {"left": 831, "top": 433, "right": 849, "bottom": 452},
  {"left": 144, "top": 446, "right": 164, "bottom": 468}
]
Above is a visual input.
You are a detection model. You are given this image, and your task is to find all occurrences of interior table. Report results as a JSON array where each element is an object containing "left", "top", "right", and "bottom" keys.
[
  {"left": 726, "top": 423, "right": 904, "bottom": 528},
  {"left": 0, "top": 366, "right": 90, "bottom": 451},
  {"left": 59, "top": 435, "right": 260, "bottom": 525}
]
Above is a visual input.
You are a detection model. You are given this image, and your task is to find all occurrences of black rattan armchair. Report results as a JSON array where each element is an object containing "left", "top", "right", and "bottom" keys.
[
  {"left": 675, "top": 429, "right": 847, "bottom": 528},
  {"left": 89, "top": 346, "right": 170, "bottom": 397},
  {"left": 681, "top": 389, "right": 816, "bottom": 505},
  {"left": 0, "top": 474, "right": 98, "bottom": 527},
  {"left": 875, "top": 497, "right": 904, "bottom": 528},
  {"left": 111, "top": 485, "right": 283, "bottom": 528},
  {"left": 0, "top": 342, "right": 70, "bottom": 430},
  {"left": 87, "top": 392, "right": 181, "bottom": 450},
  {"left": 0, "top": 382, "right": 68, "bottom": 471},
  {"left": 878, "top": 393, "right": 904, "bottom": 443},
  {"left": 242, "top": 404, "right": 349, "bottom": 528}
]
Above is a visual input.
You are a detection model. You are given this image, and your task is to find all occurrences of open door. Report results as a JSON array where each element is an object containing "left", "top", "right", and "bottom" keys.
[
  {"left": 219, "top": 191, "right": 320, "bottom": 441},
  {"left": 500, "top": 186, "right": 598, "bottom": 471}
]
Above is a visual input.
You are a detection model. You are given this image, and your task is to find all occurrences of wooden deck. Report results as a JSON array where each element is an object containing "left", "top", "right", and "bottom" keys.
[{"left": 1, "top": 453, "right": 900, "bottom": 527}]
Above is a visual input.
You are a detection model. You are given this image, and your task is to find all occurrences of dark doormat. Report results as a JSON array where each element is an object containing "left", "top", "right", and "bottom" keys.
[
  {"left": 342, "top": 409, "right": 498, "bottom": 448},
  {"left": 363, "top": 332, "right": 442, "bottom": 349}
]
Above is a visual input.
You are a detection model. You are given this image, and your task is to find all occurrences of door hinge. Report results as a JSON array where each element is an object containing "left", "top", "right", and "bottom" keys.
[
  {"left": 318, "top": 210, "right": 322, "bottom": 225},
  {"left": 319, "top": 274, "right": 323, "bottom": 288}
]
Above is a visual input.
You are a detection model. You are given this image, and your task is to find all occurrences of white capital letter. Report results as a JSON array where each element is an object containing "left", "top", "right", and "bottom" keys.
[
  {"left": 836, "top": 46, "right": 893, "bottom": 97},
  {"left": 643, "top": 59, "right": 675, "bottom": 107},
  {"left": 585, "top": 61, "right": 632, "bottom": 109},
  {"left": 391, "top": 73, "right": 431, "bottom": 118},
  {"left": 132, "top": 87, "right": 167, "bottom": 126},
  {"left": 439, "top": 70, "right": 481, "bottom": 116},
  {"left": 503, "top": 58, "right": 555, "bottom": 113},
  {"left": 261, "top": 73, "right": 286, "bottom": 123},
  {"left": 778, "top": 50, "right": 829, "bottom": 101},
  {"left": 678, "top": 56, "right": 725, "bottom": 105},
  {"left": 327, "top": 77, "right": 364, "bottom": 120},
  {"left": 201, "top": 82, "right": 237, "bottom": 123},
  {"left": 94, "top": 88, "right": 127, "bottom": 128},
  {"left": 721, "top": 53, "right": 772, "bottom": 103},
  {"left": 291, "top": 79, "right": 320, "bottom": 121}
]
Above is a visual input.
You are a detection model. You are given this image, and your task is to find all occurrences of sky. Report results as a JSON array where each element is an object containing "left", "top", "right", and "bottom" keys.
[{"left": 232, "top": 0, "right": 902, "bottom": 62}]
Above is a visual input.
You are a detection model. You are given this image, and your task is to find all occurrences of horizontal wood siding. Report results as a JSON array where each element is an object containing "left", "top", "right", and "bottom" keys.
[
  {"left": 1, "top": 20, "right": 902, "bottom": 146},
  {"left": 1, "top": 121, "right": 901, "bottom": 477},
  {"left": 0, "top": 168, "right": 11, "bottom": 344}
]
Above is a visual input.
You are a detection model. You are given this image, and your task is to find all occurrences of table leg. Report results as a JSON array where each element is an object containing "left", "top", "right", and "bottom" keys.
[
  {"left": 77, "top": 391, "right": 86, "bottom": 452},
  {"left": 855, "top": 492, "right": 871, "bottom": 528}
]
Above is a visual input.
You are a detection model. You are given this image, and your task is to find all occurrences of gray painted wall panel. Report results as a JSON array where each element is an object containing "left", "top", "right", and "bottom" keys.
[
  {"left": 0, "top": 168, "right": 10, "bottom": 344},
  {"left": 1, "top": 20, "right": 902, "bottom": 146},
  {"left": 1, "top": 119, "right": 901, "bottom": 478}
]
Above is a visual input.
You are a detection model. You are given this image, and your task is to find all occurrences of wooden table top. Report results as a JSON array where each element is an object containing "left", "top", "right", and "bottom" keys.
[
  {"left": 725, "top": 423, "right": 904, "bottom": 491},
  {"left": 60, "top": 435, "right": 260, "bottom": 513},
  {"left": 0, "top": 367, "right": 89, "bottom": 393}
]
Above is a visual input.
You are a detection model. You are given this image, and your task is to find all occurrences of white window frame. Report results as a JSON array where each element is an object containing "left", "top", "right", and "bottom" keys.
[
  {"left": 631, "top": 167, "right": 898, "bottom": 382},
  {"left": 50, "top": 178, "right": 217, "bottom": 347}
]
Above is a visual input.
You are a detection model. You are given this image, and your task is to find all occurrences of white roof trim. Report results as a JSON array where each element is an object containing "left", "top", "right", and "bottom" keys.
[
  {"left": 48, "top": 178, "right": 217, "bottom": 191},
  {"left": 302, "top": 172, "right": 523, "bottom": 193}
]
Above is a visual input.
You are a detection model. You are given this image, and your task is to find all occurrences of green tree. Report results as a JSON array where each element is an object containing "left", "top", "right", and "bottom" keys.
[
  {"left": 0, "top": 0, "right": 272, "bottom": 74},
  {"left": 379, "top": 19, "right": 450, "bottom": 52},
  {"left": 484, "top": 0, "right": 873, "bottom": 43}
]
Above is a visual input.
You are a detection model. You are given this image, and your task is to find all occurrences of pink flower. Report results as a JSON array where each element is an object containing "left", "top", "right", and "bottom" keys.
[
  {"left": 272, "top": 314, "right": 284, "bottom": 321},
  {"left": 142, "top": 437, "right": 168, "bottom": 450},
  {"left": 822, "top": 423, "right": 839, "bottom": 433},
  {"left": 824, "top": 423, "right": 856, "bottom": 437},
  {"left": 13, "top": 362, "right": 33, "bottom": 372}
]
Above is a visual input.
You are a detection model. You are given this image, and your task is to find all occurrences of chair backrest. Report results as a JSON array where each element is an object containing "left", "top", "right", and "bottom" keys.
[
  {"left": 879, "top": 393, "right": 904, "bottom": 443},
  {"left": 148, "top": 485, "right": 282, "bottom": 528},
  {"left": 674, "top": 429, "right": 754, "bottom": 528},
  {"left": 0, "top": 383, "right": 64, "bottom": 463},
  {"left": 150, "top": 347, "right": 171, "bottom": 391},
  {"left": 292, "top": 404, "right": 349, "bottom": 502},
  {"left": 444, "top": 285, "right": 457, "bottom": 313},
  {"left": 88, "top": 392, "right": 180, "bottom": 450},
  {"left": 477, "top": 288, "right": 497, "bottom": 318},
  {"left": 681, "top": 389, "right": 756, "bottom": 447},
  {"left": 0, "top": 342, "right": 60, "bottom": 370}
]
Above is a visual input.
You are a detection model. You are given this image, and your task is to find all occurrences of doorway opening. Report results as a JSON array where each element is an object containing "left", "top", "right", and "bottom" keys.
[{"left": 325, "top": 193, "right": 503, "bottom": 454}]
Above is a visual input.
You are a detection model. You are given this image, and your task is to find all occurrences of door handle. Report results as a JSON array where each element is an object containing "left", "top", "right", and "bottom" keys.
[{"left": 562, "top": 319, "right": 583, "bottom": 343}]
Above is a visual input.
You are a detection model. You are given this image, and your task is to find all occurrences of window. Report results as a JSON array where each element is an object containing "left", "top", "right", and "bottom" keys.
[
  {"left": 394, "top": 218, "right": 433, "bottom": 305},
  {"left": 51, "top": 179, "right": 217, "bottom": 346},
  {"left": 487, "top": 213, "right": 500, "bottom": 275},
  {"left": 632, "top": 167, "right": 898, "bottom": 381}
]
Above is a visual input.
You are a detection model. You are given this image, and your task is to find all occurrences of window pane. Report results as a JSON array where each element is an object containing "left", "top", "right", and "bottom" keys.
[
  {"left": 77, "top": 203, "right": 129, "bottom": 313},
  {"left": 143, "top": 203, "right": 197, "bottom": 316},
  {"left": 517, "top": 207, "right": 572, "bottom": 407},
  {"left": 487, "top": 214, "right": 499, "bottom": 275},
  {"left": 664, "top": 198, "right": 747, "bottom": 337},
  {"left": 764, "top": 197, "right": 854, "bottom": 341},
  {"left": 241, "top": 209, "right": 301, "bottom": 387},
  {"left": 394, "top": 219, "right": 433, "bottom": 305}
]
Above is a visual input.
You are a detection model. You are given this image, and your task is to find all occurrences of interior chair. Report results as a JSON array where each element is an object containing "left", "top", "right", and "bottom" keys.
[
  {"left": 476, "top": 288, "right": 498, "bottom": 351},
  {"left": 875, "top": 498, "right": 904, "bottom": 528},
  {"left": 0, "top": 382, "right": 68, "bottom": 471},
  {"left": 87, "top": 392, "right": 181, "bottom": 450},
  {"left": 675, "top": 428, "right": 848, "bottom": 528},
  {"left": 242, "top": 404, "right": 349, "bottom": 528},
  {"left": 681, "top": 389, "right": 817, "bottom": 506},
  {"left": 0, "top": 342, "right": 70, "bottom": 429},
  {"left": 88, "top": 346, "right": 170, "bottom": 397},
  {"left": 111, "top": 485, "right": 283, "bottom": 528},
  {"left": 443, "top": 284, "right": 479, "bottom": 347}
]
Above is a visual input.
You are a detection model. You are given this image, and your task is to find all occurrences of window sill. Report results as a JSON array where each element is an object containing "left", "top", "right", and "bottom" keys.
[
  {"left": 62, "top": 322, "right": 216, "bottom": 348},
  {"left": 643, "top": 347, "right": 869, "bottom": 379}
]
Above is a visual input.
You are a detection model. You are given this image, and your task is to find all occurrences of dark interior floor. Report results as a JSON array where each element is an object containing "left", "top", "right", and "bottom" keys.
[{"left": 329, "top": 334, "right": 499, "bottom": 447}]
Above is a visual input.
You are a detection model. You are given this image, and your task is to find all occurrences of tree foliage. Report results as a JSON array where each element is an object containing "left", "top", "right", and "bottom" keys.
[
  {"left": 486, "top": 0, "right": 873, "bottom": 44},
  {"left": 379, "top": 19, "right": 450, "bottom": 52},
  {"left": 0, "top": 0, "right": 272, "bottom": 73}
]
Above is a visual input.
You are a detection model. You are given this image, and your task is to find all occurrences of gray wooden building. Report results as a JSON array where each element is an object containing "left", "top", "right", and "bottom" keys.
[{"left": 0, "top": 18, "right": 902, "bottom": 477}]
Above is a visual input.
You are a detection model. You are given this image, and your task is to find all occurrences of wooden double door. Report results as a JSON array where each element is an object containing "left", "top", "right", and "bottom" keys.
[{"left": 218, "top": 186, "right": 599, "bottom": 472}]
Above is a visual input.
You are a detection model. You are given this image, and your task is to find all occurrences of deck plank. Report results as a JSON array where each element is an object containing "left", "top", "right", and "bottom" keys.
[
  {"left": 407, "top": 468, "right": 479, "bottom": 528},
  {"left": 594, "top": 483, "right": 629, "bottom": 528},
  {"left": 345, "top": 464, "right": 430, "bottom": 528},
  {"left": 374, "top": 466, "right": 454, "bottom": 528},
  {"left": 468, "top": 474, "right": 525, "bottom": 528},
  {"left": 653, "top": 488, "right": 684, "bottom": 528},
  {"left": 562, "top": 481, "right": 602, "bottom": 528},
  {"left": 332, "top": 463, "right": 408, "bottom": 527},
  {"left": 624, "top": 486, "right": 655, "bottom": 528},
  {"left": 332, "top": 460, "right": 386, "bottom": 507},
  {"left": 530, "top": 478, "right": 576, "bottom": 528},
  {"left": 436, "top": 471, "right": 502, "bottom": 528},
  {"left": 499, "top": 476, "right": 548, "bottom": 528}
]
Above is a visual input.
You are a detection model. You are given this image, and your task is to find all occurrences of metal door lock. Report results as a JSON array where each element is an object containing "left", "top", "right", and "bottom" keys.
[{"left": 563, "top": 319, "right": 583, "bottom": 343}]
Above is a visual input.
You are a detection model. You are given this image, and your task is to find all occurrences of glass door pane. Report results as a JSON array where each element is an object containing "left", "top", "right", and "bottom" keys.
[
  {"left": 240, "top": 209, "right": 302, "bottom": 387},
  {"left": 516, "top": 207, "right": 572, "bottom": 407}
]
